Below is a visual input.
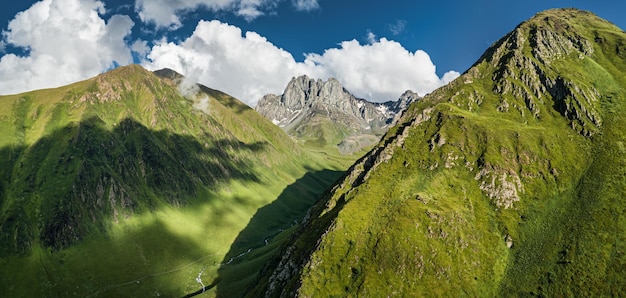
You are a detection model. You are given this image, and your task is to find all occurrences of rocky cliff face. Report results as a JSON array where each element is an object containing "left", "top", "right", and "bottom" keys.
[
  {"left": 255, "top": 75, "right": 419, "bottom": 153},
  {"left": 252, "top": 8, "right": 626, "bottom": 297}
]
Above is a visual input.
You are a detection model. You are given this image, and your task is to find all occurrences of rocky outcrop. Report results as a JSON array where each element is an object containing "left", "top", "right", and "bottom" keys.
[
  {"left": 475, "top": 9, "right": 604, "bottom": 136},
  {"left": 255, "top": 75, "right": 419, "bottom": 153}
]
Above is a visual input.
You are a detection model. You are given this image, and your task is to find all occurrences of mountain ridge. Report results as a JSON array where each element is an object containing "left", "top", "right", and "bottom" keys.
[
  {"left": 0, "top": 64, "right": 279, "bottom": 253},
  {"left": 252, "top": 8, "right": 626, "bottom": 297},
  {"left": 0, "top": 64, "right": 353, "bottom": 297}
]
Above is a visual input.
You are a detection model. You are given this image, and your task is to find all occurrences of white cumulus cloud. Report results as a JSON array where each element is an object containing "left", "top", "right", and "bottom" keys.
[
  {"left": 144, "top": 20, "right": 312, "bottom": 105},
  {"left": 0, "top": 3, "right": 459, "bottom": 104},
  {"left": 143, "top": 20, "right": 459, "bottom": 106},
  {"left": 304, "top": 38, "right": 460, "bottom": 101},
  {"left": 0, "top": 0, "right": 135, "bottom": 95},
  {"left": 131, "top": 39, "right": 150, "bottom": 57}
]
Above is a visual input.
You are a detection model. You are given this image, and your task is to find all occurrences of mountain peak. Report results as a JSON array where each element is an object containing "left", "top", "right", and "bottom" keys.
[
  {"left": 153, "top": 67, "right": 185, "bottom": 81},
  {"left": 475, "top": 8, "right": 613, "bottom": 67},
  {"left": 96, "top": 64, "right": 151, "bottom": 80},
  {"left": 254, "top": 9, "right": 626, "bottom": 296},
  {"left": 398, "top": 90, "right": 419, "bottom": 103},
  {"left": 280, "top": 75, "right": 349, "bottom": 107},
  {"left": 256, "top": 76, "right": 419, "bottom": 153},
  {"left": 530, "top": 7, "right": 598, "bottom": 23},
  {"left": 463, "top": 8, "right": 622, "bottom": 137}
]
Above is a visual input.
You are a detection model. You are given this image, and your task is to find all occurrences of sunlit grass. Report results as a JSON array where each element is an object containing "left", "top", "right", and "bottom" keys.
[
  {"left": 254, "top": 9, "right": 626, "bottom": 297},
  {"left": 0, "top": 65, "right": 355, "bottom": 297}
]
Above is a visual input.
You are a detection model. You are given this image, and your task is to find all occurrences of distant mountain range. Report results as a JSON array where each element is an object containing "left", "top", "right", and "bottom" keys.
[{"left": 255, "top": 75, "right": 418, "bottom": 154}]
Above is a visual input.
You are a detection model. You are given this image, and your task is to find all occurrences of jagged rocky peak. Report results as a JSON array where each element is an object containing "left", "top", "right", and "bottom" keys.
[
  {"left": 256, "top": 75, "right": 418, "bottom": 129},
  {"left": 255, "top": 75, "right": 420, "bottom": 153},
  {"left": 384, "top": 90, "right": 418, "bottom": 124},
  {"left": 389, "top": 90, "right": 420, "bottom": 109},
  {"left": 265, "top": 75, "right": 356, "bottom": 110}
]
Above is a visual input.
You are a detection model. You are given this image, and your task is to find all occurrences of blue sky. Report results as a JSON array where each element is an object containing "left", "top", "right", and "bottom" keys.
[{"left": 1, "top": 0, "right": 624, "bottom": 105}]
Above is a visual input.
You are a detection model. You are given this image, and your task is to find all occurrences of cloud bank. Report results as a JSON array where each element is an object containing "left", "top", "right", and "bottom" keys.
[
  {"left": 144, "top": 20, "right": 460, "bottom": 105},
  {"left": 305, "top": 38, "right": 459, "bottom": 101},
  {"left": 144, "top": 20, "right": 312, "bottom": 106},
  {"left": 0, "top": 0, "right": 134, "bottom": 95},
  {"left": 0, "top": 0, "right": 460, "bottom": 106}
]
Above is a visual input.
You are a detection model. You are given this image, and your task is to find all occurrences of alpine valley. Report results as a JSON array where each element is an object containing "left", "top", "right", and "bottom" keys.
[
  {"left": 1, "top": 7, "right": 625, "bottom": 298},
  {"left": 0, "top": 65, "right": 358, "bottom": 297}
]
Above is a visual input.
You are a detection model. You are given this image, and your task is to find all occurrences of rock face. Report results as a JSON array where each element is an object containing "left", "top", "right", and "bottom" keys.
[
  {"left": 251, "top": 8, "right": 626, "bottom": 297},
  {"left": 255, "top": 75, "right": 419, "bottom": 153}
]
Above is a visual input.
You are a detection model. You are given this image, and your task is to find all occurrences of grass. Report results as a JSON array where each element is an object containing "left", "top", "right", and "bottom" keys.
[
  {"left": 0, "top": 65, "right": 356, "bottom": 297},
  {"left": 254, "top": 8, "right": 626, "bottom": 297}
]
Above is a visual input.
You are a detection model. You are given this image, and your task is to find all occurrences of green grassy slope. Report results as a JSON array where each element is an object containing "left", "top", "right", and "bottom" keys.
[
  {"left": 255, "top": 8, "right": 626, "bottom": 297},
  {"left": 0, "top": 65, "right": 352, "bottom": 297},
  {"left": 275, "top": 109, "right": 377, "bottom": 157}
]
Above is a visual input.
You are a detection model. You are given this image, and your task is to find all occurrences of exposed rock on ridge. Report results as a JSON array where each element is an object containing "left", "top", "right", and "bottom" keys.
[
  {"left": 255, "top": 75, "right": 419, "bottom": 153},
  {"left": 253, "top": 8, "right": 626, "bottom": 297},
  {"left": 472, "top": 10, "right": 604, "bottom": 136}
]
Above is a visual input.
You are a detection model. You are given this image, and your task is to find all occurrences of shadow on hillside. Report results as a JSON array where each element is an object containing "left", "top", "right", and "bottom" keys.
[
  {"left": 179, "top": 169, "right": 344, "bottom": 297},
  {"left": 0, "top": 212, "right": 230, "bottom": 297},
  {"left": 0, "top": 116, "right": 265, "bottom": 255},
  {"left": 198, "top": 85, "right": 253, "bottom": 114},
  {"left": 63, "top": 219, "right": 210, "bottom": 297}
]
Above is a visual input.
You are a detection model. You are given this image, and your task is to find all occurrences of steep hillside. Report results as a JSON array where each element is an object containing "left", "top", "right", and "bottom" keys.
[
  {"left": 0, "top": 65, "right": 351, "bottom": 297},
  {"left": 256, "top": 75, "right": 418, "bottom": 154},
  {"left": 254, "top": 8, "right": 626, "bottom": 297}
]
